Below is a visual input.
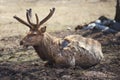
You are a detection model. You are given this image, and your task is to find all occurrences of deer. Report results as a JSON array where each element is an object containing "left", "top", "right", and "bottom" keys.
[{"left": 13, "top": 8, "right": 104, "bottom": 68}]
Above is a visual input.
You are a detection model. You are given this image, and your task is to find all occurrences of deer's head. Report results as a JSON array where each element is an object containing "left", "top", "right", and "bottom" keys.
[{"left": 13, "top": 8, "right": 55, "bottom": 47}]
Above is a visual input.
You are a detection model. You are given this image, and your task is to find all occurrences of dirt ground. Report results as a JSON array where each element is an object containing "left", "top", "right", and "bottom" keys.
[{"left": 0, "top": 0, "right": 120, "bottom": 80}]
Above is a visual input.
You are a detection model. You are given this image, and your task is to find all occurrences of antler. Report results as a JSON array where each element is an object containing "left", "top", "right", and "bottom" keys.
[
  {"left": 26, "top": 9, "right": 39, "bottom": 26},
  {"left": 13, "top": 16, "right": 32, "bottom": 29},
  {"left": 13, "top": 8, "right": 55, "bottom": 29},
  {"left": 38, "top": 8, "right": 55, "bottom": 27},
  {"left": 35, "top": 13, "right": 39, "bottom": 25}
]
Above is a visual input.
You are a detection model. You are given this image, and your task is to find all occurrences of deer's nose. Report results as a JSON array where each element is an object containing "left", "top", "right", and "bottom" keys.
[{"left": 20, "top": 41, "right": 23, "bottom": 45}]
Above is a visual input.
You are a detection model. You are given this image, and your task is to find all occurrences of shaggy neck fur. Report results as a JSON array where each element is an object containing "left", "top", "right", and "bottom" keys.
[{"left": 33, "top": 32, "right": 60, "bottom": 62}]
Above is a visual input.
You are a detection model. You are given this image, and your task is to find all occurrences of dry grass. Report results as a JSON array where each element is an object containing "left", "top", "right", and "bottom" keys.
[{"left": 0, "top": 0, "right": 115, "bottom": 38}]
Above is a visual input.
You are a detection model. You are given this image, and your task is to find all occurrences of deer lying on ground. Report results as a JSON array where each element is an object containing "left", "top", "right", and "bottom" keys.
[{"left": 13, "top": 8, "right": 104, "bottom": 68}]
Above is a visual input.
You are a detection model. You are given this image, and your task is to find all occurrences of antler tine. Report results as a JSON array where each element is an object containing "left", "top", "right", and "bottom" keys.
[
  {"left": 13, "top": 16, "right": 32, "bottom": 29},
  {"left": 35, "top": 13, "right": 39, "bottom": 25},
  {"left": 26, "top": 9, "right": 36, "bottom": 26},
  {"left": 38, "top": 8, "right": 55, "bottom": 27},
  {"left": 27, "top": 8, "right": 32, "bottom": 18}
]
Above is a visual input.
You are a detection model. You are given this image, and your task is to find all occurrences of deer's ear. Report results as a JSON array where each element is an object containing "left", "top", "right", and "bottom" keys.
[{"left": 40, "top": 26, "right": 46, "bottom": 33}]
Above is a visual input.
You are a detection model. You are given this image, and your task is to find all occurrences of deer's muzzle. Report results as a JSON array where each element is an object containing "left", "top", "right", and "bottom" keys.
[{"left": 20, "top": 40, "right": 29, "bottom": 49}]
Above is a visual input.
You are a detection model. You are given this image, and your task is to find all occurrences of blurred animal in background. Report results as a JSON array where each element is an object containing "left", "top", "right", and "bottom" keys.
[{"left": 75, "top": 16, "right": 120, "bottom": 33}]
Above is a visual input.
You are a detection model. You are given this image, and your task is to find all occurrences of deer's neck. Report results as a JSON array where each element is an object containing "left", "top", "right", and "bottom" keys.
[{"left": 33, "top": 32, "right": 61, "bottom": 62}]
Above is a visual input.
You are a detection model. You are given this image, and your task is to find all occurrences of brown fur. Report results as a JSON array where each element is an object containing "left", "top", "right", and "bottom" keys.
[{"left": 14, "top": 8, "right": 104, "bottom": 68}]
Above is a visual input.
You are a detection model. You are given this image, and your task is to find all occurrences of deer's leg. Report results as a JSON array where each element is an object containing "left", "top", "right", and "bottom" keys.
[{"left": 54, "top": 54, "right": 75, "bottom": 68}]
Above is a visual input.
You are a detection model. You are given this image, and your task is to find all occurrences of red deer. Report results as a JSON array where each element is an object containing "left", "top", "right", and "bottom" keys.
[{"left": 13, "top": 8, "right": 104, "bottom": 68}]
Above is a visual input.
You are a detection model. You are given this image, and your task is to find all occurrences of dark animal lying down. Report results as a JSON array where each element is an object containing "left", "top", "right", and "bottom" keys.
[
  {"left": 75, "top": 16, "right": 120, "bottom": 33},
  {"left": 14, "top": 8, "right": 104, "bottom": 68}
]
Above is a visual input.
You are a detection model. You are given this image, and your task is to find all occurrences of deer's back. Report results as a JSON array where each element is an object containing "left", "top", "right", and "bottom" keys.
[
  {"left": 64, "top": 35, "right": 102, "bottom": 55},
  {"left": 61, "top": 35, "right": 104, "bottom": 68}
]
